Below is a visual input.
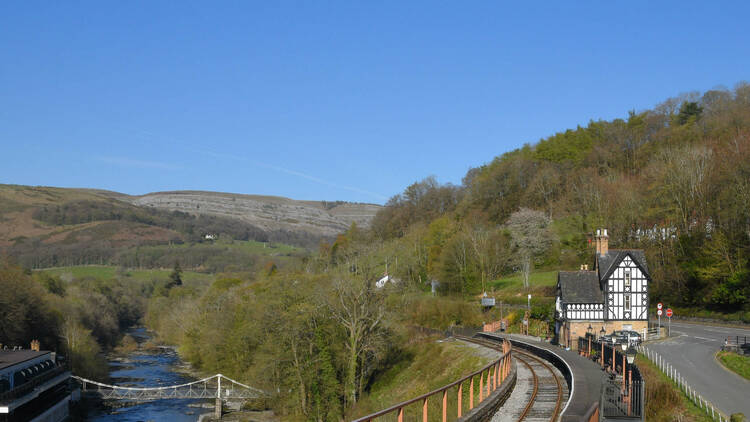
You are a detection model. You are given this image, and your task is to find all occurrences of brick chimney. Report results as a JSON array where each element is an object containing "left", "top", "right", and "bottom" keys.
[{"left": 595, "top": 228, "right": 609, "bottom": 255}]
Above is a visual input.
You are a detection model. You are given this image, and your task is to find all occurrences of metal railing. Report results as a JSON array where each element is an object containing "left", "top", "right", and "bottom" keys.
[
  {"left": 351, "top": 339, "right": 512, "bottom": 422},
  {"left": 0, "top": 365, "right": 69, "bottom": 402},
  {"left": 721, "top": 335, "right": 749, "bottom": 353},
  {"left": 576, "top": 335, "right": 644, "bottom": 419},
  {"left": 600, "top": 379, "right": 644, "bottom": 419}
]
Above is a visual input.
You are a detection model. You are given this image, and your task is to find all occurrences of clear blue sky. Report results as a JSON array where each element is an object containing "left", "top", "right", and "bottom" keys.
[{"left": 2, "top": 2, "right": 749, "bottom": 204}]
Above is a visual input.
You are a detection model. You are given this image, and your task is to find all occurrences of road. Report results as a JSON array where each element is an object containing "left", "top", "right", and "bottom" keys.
[{"left": 643, "top": 321, "right": 750, "bottom": 417}]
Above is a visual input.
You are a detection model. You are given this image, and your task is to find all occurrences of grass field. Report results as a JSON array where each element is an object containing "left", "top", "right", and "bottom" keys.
[
  {"left": 39, "top": 265, "right": 214, "bottom": 286},
  {"left": 488, "top": 270, "right": 558, "bottom": 291},
  {"left": 487, "top": 270, "right": 557, "bottom": 306},
  {"left": 717, "top": 351, "right": 750, "bottom": 381}
]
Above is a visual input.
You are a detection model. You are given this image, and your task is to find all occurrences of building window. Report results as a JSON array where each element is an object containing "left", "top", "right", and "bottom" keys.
[
  {"left": 624, "top": 294, "right": 631, "bottom": 312},
  {"left": 624, "top": 270, "right": 631, "bottom": 289}
]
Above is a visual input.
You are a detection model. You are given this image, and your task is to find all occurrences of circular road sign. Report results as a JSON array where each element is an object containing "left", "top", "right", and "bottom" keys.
[
  {"left": 657, "top": 309, "right": 663, "bottom": 316},
  {"left": 666, "top": 308, "right": 673, "bottom": 317},
  {"left": 657, "top": 302, "right": 663, "bottom": 310}
]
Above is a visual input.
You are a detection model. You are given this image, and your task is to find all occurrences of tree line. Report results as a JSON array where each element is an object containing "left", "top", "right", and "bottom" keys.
[{"left": 370, "top": 83, "right": 750, "bottom": 316}]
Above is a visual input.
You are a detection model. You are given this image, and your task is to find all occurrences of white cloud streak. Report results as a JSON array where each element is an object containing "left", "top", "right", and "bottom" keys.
[
  {"left": 95, "top": 156, "right": 182, "bottom": 170},
  {"left": 195, "top": 149, "right": 388, "bottom": 201}
]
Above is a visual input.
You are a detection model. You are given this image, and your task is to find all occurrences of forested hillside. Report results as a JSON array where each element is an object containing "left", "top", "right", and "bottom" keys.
[{"left": 371, "top": 83, "right": 750, "bottom": 315}]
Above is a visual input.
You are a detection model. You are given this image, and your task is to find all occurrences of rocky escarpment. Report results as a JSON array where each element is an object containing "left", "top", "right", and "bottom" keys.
[{"left": 130, "top": 191, "right": 381, "bottom": 238}]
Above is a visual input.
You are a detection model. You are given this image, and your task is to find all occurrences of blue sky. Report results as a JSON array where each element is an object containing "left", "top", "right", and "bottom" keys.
[{"left": 2, "top": 2, "right": 749, "bottom": 204}]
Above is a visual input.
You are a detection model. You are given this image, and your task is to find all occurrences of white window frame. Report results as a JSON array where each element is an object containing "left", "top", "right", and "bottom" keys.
[
  {"left": 624, "top": 294, "right": 631, "bottom": 312},
  {"left": 624, "top": 270, "right": 631, "bottom": 289}
]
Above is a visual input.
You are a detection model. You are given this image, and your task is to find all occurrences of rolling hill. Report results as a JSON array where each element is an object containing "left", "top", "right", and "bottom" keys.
[{"left": 0, "top": 184, "right": 381, "bottom": 269}]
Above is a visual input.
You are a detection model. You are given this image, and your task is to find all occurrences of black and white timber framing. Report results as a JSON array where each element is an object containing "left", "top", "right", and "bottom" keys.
[{"left": 555, "top": 229, "right": 650, "bottom": 324}]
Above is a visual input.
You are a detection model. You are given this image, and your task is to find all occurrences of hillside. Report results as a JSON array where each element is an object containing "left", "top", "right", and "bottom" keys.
[
  {"left": 0, "top": 184, "right": 380, "bottom": 269},
  {"left": 130, "top": 190, "right": 380, "bottom": 238},
  {"left": 369, "top": 84, "right": 750, "bottom": 318}
]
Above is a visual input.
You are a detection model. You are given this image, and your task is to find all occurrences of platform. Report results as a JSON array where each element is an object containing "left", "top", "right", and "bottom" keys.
[{"left": 477, "top": 333, "right": 605, "bottom": 422}]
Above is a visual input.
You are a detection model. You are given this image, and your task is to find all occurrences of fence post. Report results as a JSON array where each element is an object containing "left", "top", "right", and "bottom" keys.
[
  {"left": 442, "top": 389, "right": 447, "bottom": 422},
  {"left": 479, "top": 372, "right": 484, "bottom": 402},
  {"left": 423, "top": 397, "right": 428, "bottom": 422},
  {"left": 469, "top": 375, "right": 474, "bottom": 409},
  {"left": 457, "top": 383, "right": 462, "bottom": 418},
  {"left": 487, "top": 369, "right": 491, "bottom": 397}
]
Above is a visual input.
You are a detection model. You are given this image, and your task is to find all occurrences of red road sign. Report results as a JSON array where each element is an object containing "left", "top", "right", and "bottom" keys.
[
  {"left": 666, "top": 308, "right": 673, "bottom": 317},
  {"left": 657, "top": 309, "right": 663, "bottom": 316},
  {"left": 657, "top": 302, "right": 663, "bottom": 310}
]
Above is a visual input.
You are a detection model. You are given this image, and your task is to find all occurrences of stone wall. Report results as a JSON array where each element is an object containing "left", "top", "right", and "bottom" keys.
[{"left": 561, "top": 320, "right": 648, "bottom": 349}]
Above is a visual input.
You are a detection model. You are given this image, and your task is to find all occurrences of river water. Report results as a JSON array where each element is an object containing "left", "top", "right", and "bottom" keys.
[{"left": 85, "top": 328, "right": 212, "bottom": 422}]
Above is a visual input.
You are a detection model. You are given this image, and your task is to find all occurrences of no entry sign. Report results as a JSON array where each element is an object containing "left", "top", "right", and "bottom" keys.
[{"left": 666, "top": 308, "right": 673, "bottom": 317}]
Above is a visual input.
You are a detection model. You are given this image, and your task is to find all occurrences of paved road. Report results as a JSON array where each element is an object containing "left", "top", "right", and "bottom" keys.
[{"left": 643, "top": 322, "right": 750, "bottom": 417}]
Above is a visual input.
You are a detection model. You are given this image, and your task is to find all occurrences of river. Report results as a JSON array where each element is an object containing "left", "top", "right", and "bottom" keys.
[{"left": 85, "top": 328, "right": 212, "bottom": 422}]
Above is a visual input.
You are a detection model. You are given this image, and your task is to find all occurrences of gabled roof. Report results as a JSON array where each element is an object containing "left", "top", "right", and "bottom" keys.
[
  {"left": 558, "top": 271, "right": 603, "bottom": 303},
  {"left": 596, "top": 249, "right": 649, "bottom": 282}
]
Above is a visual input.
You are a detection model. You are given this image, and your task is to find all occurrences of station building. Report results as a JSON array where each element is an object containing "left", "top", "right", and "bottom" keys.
[
  {"left": 0, "top": 343, "right": 72, "bottom": 422},
  {"left": 555, "top": 229, "right": 651, "bottom": 349}
]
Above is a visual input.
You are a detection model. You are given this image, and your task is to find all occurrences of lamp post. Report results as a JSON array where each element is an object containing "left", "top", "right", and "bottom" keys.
[
  {"left": 626, "top": 346, "right": 636, "bottom": 416},
  {"left": 600, "top": 327, "right": 606, "bottom": 368},
  {"left": 587, "top": 325, "right": 593, "bottom": 358},
  {"left": 621, "top": 343, "right": 628, "bottom": 393}
]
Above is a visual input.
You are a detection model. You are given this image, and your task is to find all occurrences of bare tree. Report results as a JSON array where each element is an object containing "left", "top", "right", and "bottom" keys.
[
  {"left": 325, "top": 278, "right": 386, "bottom": 408},
  {"left": 505, "top": 208, "right": 555, "bottom": 290},
  {"left": 658, "top": 145, "right": 713, "bottom": 231}
]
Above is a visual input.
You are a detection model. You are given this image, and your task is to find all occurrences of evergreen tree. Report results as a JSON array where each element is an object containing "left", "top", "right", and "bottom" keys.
[{"left": 168, "top": 260, "right": 182, "bottom": 287}]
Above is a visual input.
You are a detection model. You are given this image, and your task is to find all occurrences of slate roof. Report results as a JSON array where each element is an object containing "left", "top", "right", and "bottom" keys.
[
  {"left": 0, "top": 350, "right": 50, "bottom": 370},
  {"left": 558, "top": 271, "right": 604, "bottom": 303},
  {"left": 596, "top": 249, "right": 649, "bottom": 281}
]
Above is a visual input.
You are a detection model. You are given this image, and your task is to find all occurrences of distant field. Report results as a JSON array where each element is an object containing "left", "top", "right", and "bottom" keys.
[
  {"left": 39, "top": 265, "right": 214, "bottom": 286},
  {"left": 183, "top": 239, "right": 302, "bottom": 255},
  {"left": 489, "top": 270, "right": 557, "bottom": 291}
]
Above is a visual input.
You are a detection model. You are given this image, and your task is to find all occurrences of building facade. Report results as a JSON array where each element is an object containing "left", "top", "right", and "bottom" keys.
[
  {"left": 0, "top": 348, "right": 72, "bottom": 422},
  {"left": 555, "top": 229, "right": 650, "bottom": 349}
]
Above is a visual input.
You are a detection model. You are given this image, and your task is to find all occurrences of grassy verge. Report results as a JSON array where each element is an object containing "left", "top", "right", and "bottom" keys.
[
  {"left": 717, "top": 351, "right": 750, "bottom": 381},
  {"left": 636, "top": 355, "right": 713, "bottom": 421},
  {"left": 350, "top": 336, "right": 494, "bottom": 419}
]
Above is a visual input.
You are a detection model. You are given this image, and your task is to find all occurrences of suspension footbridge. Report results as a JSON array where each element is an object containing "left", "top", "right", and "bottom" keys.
[{"left": 72, "top": 374, "right": 266, "bottom": 417}]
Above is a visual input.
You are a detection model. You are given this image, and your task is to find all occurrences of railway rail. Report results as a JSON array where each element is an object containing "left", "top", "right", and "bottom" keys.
[{"left": 458, "top": 336, "right": 566, "bottom": 422}]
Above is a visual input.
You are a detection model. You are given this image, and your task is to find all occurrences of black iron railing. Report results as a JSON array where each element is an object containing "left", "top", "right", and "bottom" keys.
[
  {"left": 0, "top": 365, "right": 69, "bottom": 403},
  {"left": 577, "top": 336, "right": 644, "bottom": 419}
]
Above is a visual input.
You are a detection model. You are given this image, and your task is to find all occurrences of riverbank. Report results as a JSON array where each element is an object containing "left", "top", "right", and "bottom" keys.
[{"left": 83, "top": 327, "right": 214, "bottom": 421}]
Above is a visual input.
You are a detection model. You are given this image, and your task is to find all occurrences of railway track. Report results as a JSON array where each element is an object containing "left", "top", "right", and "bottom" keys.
[{"left": 456, "top": 336, "right": 566, "bottom": 422}]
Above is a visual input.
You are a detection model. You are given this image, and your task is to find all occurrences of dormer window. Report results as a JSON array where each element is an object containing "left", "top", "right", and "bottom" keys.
[{"left": 624, "top": 270, "right": 631, "bottom": 289}]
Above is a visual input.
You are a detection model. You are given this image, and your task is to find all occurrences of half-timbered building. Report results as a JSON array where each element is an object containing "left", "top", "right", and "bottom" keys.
[{"left": 555, "top": 229, "right": 650, "bottom": 349}]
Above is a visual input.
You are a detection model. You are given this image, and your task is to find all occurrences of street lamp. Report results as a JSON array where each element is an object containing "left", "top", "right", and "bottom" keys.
[
  {"left": 600, "top": 327, "right": 606, "bottom": 368},
  {"left": 621, "top": 343, "right": 628, "bottom": 393},
  {"left": 587, "top": 325, "right": 593, "bottom": 357},
  {"left": 625, "top": 346, "right": 637, "bottom": 416},
  {"left": 626, "top": 346, "right": 636, "bottom": 365}
]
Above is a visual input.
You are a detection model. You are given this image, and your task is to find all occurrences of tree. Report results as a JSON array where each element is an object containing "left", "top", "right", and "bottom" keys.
[
  {"left": 168, "top": 260, "right": 183, "bottom": 287},
  {"left": 677, "top": 101, "right": 703, "bottom": 125},
  {"left": 505, "top": 208, "right": 555, "bottom": 291},
  {"left": 325, "top": 278, "right": 386, "bottom": 408}
]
